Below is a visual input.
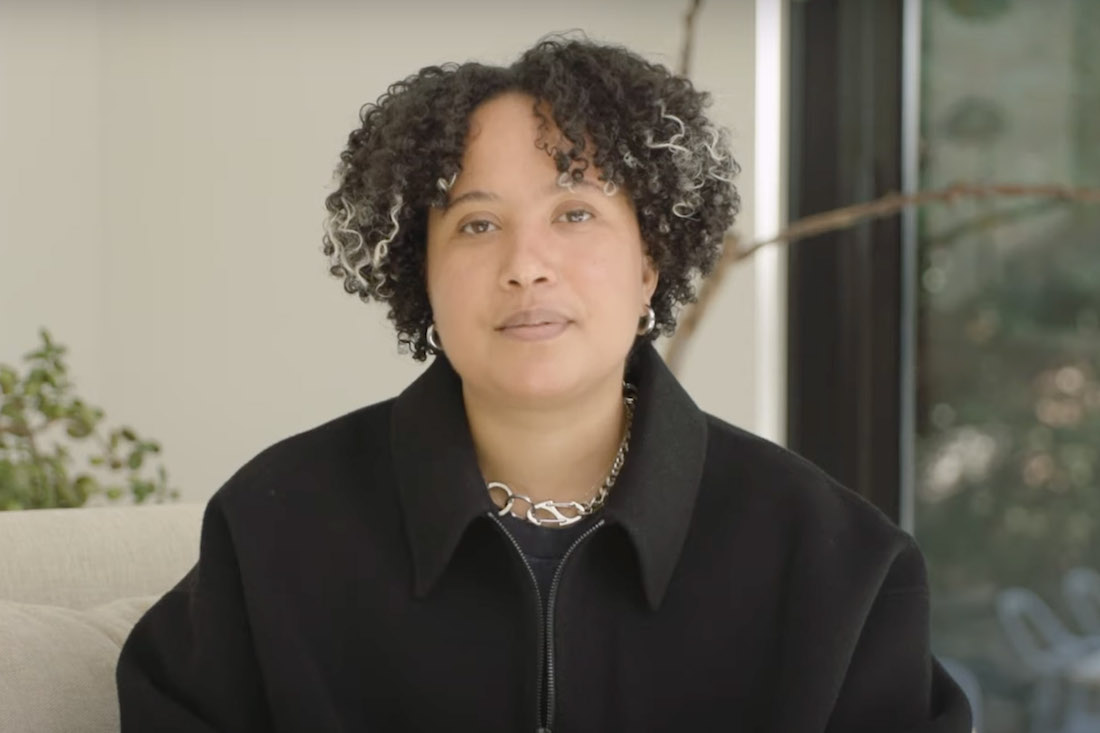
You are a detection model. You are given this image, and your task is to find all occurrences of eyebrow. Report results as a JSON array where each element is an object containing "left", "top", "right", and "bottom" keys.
[
  {"left": 441, "top": 178, "right": 603, "bottom": 213},
  {"left": 548, "top": 178, "right": 602, "bottom": 195},
  {"left": 441, "top": 190, "right": 499, "bottom": 213}
]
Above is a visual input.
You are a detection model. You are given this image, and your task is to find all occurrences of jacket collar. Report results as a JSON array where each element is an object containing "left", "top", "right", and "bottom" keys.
[{"left": 391, "top": 342, "right": 708, "bottom": 611}]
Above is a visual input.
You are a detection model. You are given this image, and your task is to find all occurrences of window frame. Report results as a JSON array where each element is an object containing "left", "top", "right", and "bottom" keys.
[{"left": 786, "top": 0, "right": 907, "bottom": 522}]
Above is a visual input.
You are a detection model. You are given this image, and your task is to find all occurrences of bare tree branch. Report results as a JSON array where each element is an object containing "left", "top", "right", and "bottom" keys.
[
  {"left": 664, "top": 183, "right": 1100, "bottom": 373},
  {"left": 679, "top": 0, "right": 703, "bottom": 77}
]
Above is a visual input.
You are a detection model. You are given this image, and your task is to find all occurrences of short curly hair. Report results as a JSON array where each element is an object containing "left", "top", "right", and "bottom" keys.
[{"left": 322, "top": 34, "right": 740, "bottom": 361}]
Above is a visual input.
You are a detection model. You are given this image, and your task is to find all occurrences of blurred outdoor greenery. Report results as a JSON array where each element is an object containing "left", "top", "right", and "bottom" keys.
[{"left": 914, "top": 1, "right": 1100, "bottom": 729}]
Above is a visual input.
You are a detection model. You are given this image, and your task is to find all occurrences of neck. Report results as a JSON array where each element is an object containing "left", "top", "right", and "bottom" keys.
[{"left": 463, "top": 372, "right": 628, "bottom": 513}]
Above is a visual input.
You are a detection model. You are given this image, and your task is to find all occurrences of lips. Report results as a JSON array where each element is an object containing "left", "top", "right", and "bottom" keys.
[
  {"left": 494, "top": 307, "right": 574, "bottom": 342},
  {"left": 496, "top": 307, "right": 572, "bottom": 330}
]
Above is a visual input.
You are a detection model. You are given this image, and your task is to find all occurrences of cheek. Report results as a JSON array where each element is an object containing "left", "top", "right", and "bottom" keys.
[
  {"left": 565, "top": 258, "right": 644, "bottom": 339},
  {"left": 425, "top": 220, "right": 465, "bottom": 310},
  {"left": 424, "top": 249, "right": 448, "bottom": 307},
  {"left": 427, "top": 263, "right": 461, "bottom": 321},
  {"left": 425, "top": 237, "right": 461, "bottom": 299},
  {"left": 572, "top": 244, "right": 645, "bottom": 305},
  {"left": 425, "top": 247, "right": 490, "bottom": 327}
]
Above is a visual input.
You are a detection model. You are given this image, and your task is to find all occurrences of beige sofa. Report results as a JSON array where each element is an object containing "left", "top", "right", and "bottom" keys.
[{"left": 0, "top": 503, "right": 205, "bottom": 733}]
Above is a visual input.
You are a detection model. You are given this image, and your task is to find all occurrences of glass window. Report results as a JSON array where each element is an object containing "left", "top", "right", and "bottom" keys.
[{"left": 915, "top": 1, "right": 1100, "bottom": 730}]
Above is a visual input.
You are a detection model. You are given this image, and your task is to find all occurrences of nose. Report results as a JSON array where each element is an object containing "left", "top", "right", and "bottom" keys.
[{"left": 498, "top": 223, "right": 556, "bottom": 290}]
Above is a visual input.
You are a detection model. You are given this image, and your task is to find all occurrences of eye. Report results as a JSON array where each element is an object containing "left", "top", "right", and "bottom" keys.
[
  {"left": 557, "top": 208, "right": 594, "bottom": 224},
  {"left": 459, "top": 219, "right": 499, "bottom": 235}
]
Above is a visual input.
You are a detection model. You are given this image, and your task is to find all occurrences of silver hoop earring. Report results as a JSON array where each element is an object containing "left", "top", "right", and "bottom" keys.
[
  {"left": 426, "top": 323, "right": 443, "bottom": 353},
  {"left": 637, "top": 305, "right": 656, "bottom": 336}
]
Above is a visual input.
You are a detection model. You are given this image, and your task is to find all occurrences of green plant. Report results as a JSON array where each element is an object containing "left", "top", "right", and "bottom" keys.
[{"left": 0, "top": 328, "right": 179, "bottom": 510}]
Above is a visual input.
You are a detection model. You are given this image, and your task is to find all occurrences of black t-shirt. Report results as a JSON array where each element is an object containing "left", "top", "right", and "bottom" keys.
[{"left": 498, "top": 511, "right": 601, "bottom": 609}]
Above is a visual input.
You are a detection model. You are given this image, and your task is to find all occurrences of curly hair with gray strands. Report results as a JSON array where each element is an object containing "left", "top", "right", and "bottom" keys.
[{"left": 322, "top": 34, "right": 740, "bottom": 361}]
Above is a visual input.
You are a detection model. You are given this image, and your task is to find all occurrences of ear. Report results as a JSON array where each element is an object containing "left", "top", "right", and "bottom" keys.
[{"left": 641, "top": 254, "right": 659, "bottom": 303}]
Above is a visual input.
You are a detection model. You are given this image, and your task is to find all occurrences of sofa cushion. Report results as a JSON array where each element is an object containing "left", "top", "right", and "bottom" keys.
[
  {"left": 0, "top": 595, "right": 156, "bottom": 733},
  {"left": 0, "top": 504, "right": 203, "bottom": 609}
]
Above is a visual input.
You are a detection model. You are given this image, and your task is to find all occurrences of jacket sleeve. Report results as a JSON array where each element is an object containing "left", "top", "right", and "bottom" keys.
[
  {"left": 116, "top": 494, "right": 274, "bottom": 733},
  {"left": 825, "top": 539, "right": 973, "bottom": 733}
]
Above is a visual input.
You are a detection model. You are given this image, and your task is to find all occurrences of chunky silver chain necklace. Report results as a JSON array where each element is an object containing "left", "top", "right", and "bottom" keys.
[{"left": 487, "top": 383, "right": 637, "bottom": 528}]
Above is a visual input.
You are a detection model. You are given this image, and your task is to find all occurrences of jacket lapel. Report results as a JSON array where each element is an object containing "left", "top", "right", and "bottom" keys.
[
  {"left": 604, "top": 344, "right": 709, "bottom": 610},
  {"left": 391, "top": 343, "right": 708, "bottom": 609}
]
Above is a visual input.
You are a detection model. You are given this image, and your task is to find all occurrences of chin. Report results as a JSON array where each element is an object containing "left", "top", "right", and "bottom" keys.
[
  {"left": 482, "top": 345, "right": 593, "bottom": 401},
  {"left": 494, "top": 361, "right": 583, "bottom": 401},
  {"left": 455, "top": 335, "right": 628, "bottom": 404}
]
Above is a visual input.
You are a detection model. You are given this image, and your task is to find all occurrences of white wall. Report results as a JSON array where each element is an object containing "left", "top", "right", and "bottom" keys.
[
  {"left": 0, "top": 0, "right": 763, "bottom": 504},
  {"left": 0, "top": 2, "right": 107, "bottom": 405}
]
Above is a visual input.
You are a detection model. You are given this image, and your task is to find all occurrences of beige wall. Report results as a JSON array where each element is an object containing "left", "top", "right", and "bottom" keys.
[{"left": 0, "top": 0, "right": 763, "bottom": 504}]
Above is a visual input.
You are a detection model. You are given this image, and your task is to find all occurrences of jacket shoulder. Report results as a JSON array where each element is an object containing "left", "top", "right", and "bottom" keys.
[
  {"left": 700, "top": 413, "right": 922, "bottom": 591},
  {"left": 213, "top": 398, "right": 396, "bottom": 506}
]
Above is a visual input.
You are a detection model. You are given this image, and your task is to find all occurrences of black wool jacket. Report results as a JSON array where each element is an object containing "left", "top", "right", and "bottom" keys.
[{"left": 116, "top": 344, "right": 971, "bottom": 732}]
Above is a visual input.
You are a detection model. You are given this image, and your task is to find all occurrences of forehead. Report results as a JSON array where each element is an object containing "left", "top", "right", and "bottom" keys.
[
  {"left": 455, "top": 92, "right": 597, "bottom": 187},
  {"left": 461, "top": 93, "right": 552, "bottom": 170},
  {"left": 467, "top": 92, "right": 544, "bottom": 137}
]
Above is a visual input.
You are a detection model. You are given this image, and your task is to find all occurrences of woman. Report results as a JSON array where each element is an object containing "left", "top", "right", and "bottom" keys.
[{"left": 117, "top": 36, "right": 971, "bottom": 732}]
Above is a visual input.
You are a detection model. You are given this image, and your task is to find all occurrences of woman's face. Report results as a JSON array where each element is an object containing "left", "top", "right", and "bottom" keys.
[{"left": 425, "top": 92, "right": 658, "bottom": 404}]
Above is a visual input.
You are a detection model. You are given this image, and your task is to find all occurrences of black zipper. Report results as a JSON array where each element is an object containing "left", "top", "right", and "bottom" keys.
[
  {"left": 488, "top": 512, "right": 605, "bottom": 733},
  {"left": 488, "top": 513, "right": 547, "bottom": 733},
  {"left": 543, "top": 518, "right": 605, "bottom": 733}
]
